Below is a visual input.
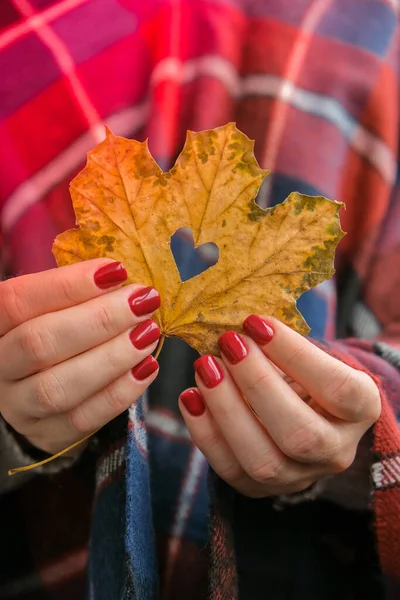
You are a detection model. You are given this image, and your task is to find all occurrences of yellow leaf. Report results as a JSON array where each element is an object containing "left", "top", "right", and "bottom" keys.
[{"left": 53, "top": 123, "right": 344, "bottom": 356}]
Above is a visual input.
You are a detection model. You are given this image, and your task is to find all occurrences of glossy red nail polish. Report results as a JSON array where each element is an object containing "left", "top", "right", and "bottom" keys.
[
  {"left": 180, "top": 388, "right": 205, "bottom": 417},
  {"left": 94, "top": 262, "right": 127, "bottom": 289},
  {"left": 129, "top": 287, "right": 160, "bottom": 316},
  {"left": 132, "top": 356, "right": 159, "bottom": 380},
  {"left": 130, "top": 319, "right": 160, "bottom": 349},
  {"left": 194, "top": 355, "right": 224, "bottom": 388},
  {"left": 243, "top": 315, "right": 274, "bottom": 345},
  {"left": 218, "top": 331, "right": 248, "bottom": 364}
]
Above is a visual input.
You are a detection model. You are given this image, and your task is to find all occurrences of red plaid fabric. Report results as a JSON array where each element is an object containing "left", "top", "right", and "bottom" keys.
[{"left": 0, "top": 1, "right": 400, "bottom": 598}]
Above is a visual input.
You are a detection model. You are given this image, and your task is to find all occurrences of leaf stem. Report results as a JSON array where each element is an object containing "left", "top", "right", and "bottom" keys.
[
  {"left": 154, "top": 335, "right": 165, "bottom": 360},
  {"left": 8, "top": 429, "right": 100, "bottom": 476}
]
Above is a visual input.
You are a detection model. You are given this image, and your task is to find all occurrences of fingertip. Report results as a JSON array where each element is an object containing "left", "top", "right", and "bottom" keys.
[
  {"left": 179, "top": 388, "right": 206, "bottom": 417},
  {"left": 128, "top": 286, "right": 161, "bottom": 316},
  {"left": 194, "top": 355, "right": 224, "bottom": 389},
  {"left": 129, "top": 319, "right": 161, "bottom": 350},
  {"left": 131, "top": 355, "right": 159, "bottom": 381},
  {"left": 218, "top": 330, "right": 249, "bottom": 365},
  {"left": 94, "top": 261, "right": 128, "bottom": 289},
  {"left": 243, "top": 315, "right": 275, "bottom": 346}
]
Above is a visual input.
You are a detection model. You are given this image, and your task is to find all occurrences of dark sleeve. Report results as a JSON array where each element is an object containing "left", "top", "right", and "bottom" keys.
[{"left": 0, "top": 416, "right": 77, "bottom": 495}]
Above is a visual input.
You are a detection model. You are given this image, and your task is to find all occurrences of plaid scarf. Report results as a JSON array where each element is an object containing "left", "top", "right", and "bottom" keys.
[{"left": 0, "top": 1, "right": 400, "bottom": 599}]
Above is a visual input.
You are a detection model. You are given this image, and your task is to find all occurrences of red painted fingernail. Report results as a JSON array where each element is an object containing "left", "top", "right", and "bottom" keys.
[
  {"left": 131, "top": 355, "right": 159, "bottom": 380},
  {"left": 94, "top": 262, "right": 127, "bottom": 289},
  {"left": 243, "top": 315, "right": 274, "bottom": 345},
  {"left": 180, "top": 388, "right": 206, "bottom": 417},
  {"left": 194, "top": 355, "right": 224, "bottom": 388},
  {"left": 218, "top": 331, "right": 248, "bottom": 364},
  {"left": 129, "top": 287, "right": 160, "bottom": 316},
  {"left": 129, "top": 319, "right": 160, "bottom": 349}
]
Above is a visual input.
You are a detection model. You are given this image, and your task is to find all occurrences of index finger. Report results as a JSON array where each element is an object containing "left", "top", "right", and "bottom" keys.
[
  {"left": 0, "top": 259, "right": 127, "bottom": 336},
  {"left": 243, "top": 315, "right": 376, "bottom": 423}
]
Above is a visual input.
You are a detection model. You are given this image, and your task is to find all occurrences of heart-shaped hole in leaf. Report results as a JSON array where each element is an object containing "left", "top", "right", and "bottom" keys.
[{"left": 170, "top": 228, "right": 219, "bottom": 282}]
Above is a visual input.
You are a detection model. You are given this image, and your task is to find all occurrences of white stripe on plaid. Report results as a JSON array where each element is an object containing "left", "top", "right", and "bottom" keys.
[
  {"left": 151, "top": 56, "right": 397, "bottom": 186},
  {"left": 171, "top": 447, "right": 206, "bottom": 539},
  {"left": 246, "top": 77, "right": 395, "bottom": 186},
  {"left": 352, "top": 301, "right": 382, "bottom": 340},
  {"left": 12, "top": 0, "right": 103, "bottom": 141},
  {"left": 151, "top": 54, "right": 239, "bottom": 93},
  {"left": 95, "top": 444, "right": 125, "bottom": 492},
  {"left": 2, "top": 53, "right": 396, "bottom": 230},
  {"left": 0, "top": 0, "right": 89, "bottom": 50},
  {"left": 372, "top": 454, "right": 400, "bottom": 489},
  {"left": 259, "top": 0, "right": 334, "bottom": 200},
  {"left": 128, "top": 402, "right": 148, "bottom": 457},
  {"left": 147, "top": 408, "right": 191, "bottom": 441},
  {"left": 2, "top": 102, "right": 148, "bottom": 231}
]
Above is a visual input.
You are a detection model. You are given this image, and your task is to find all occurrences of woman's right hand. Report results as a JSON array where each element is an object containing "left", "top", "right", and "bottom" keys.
[{"left": 0, "top": 259, "right": 160, "bottom": 456}]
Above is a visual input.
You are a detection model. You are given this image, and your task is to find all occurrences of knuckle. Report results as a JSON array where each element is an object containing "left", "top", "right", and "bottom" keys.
[
  {"left": 0, "top": 280, "right": 26, "bottom": 327},
  {"left": 325, "top": 369, "right": 382, "bottom": 423},
  {"left": 18, "top": 323, "right": 57, "bottom": 368},
  {"left": 281, "top": 422, "right": 339, "bottom": 464},
  {"left": 101, "top": 348, "right": 121, "bottom": 373},
  {"left": 243, "top": 371, "right": 274, "bottom": 397},
  {"left": 212, "top": 405, "right": 231, "bottom": 424},
  {"left": 285, "top": 342, "right": 312, "bottom": 368},
  {"left": 196, "top": 429, "right": 221, "bottom": 456},
  {"left": 246, "top": 454, "right": 285, "bottom": 484},
  {"left": 93, "top": 303, "right": 117, "bottom": 337},
  {"left": 68, "top": 405, "right": 91, "bottom": 435},
  {"left": 58, "top": 276, "right": 81, "bottom": 305},
  {"left": 324, "top": 368, "right": 357, "bottom": 408},
  {"left": 102, "top": 381, "right": 131, "bottom": 413},
  {"left": 31, "top": 371, "right": 68, "bottom": 414}
]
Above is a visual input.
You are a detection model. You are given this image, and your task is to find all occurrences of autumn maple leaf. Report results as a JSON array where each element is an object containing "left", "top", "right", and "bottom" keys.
[{"left": 53, "top": 123, "right": 344, "bottom": 356}]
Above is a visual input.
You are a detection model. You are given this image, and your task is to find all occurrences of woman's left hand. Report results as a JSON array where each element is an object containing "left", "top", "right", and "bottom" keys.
[{"left": 179, "top": 316, "right": 381, "bottom": 498}]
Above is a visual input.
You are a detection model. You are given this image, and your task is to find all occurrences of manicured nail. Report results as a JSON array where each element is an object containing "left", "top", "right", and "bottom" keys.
[
  {"left": 180, "top": 388, "right": 206, "bottom": 417},
  {"left": 194, "top": 355, "right": 224, "bottom": 388},
  {"left": 132, "top": 356, "right": 159, "bottom": 380},
  {"left": 130, "top": 319, "right": 160, "bottom": 349},
  {"left": 129, "top": 287, "right": 160, "bottom": 316},
  {"left": 94, "top": 262, "right": 127, "bottom": 289},
  {"left": 243, "top": 315, "right": 274, "bottom": 345},
  {"left": 218, "top": 331, "right": 248, "bottom": 364}
]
